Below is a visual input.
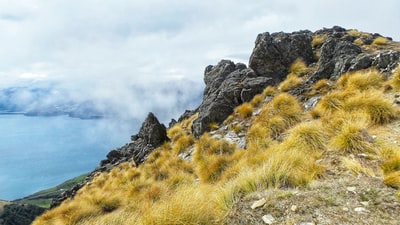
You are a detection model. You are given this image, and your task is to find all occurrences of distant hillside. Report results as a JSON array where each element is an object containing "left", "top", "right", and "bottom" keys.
[
  {"left": 33, "top": 26, "right": 400, "bottom": 224},
  {"left": 14, "top": 173, "right": 88, "bottom": 209}
]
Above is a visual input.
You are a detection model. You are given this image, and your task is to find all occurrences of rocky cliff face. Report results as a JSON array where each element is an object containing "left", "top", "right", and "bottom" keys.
[{"left": 50, "top": 26, "right": 400, "bottom": 209}]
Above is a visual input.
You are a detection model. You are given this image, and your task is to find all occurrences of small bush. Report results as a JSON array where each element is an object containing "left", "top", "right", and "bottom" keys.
[
  {"left": 279, "top": 73, "right": 303, "bottom": 92},
  {"left": 235, "top": 102, "right": 254, "bottom": 118},
  {"left": 372, "top": 37, "right": 389, "bottom": 45}
]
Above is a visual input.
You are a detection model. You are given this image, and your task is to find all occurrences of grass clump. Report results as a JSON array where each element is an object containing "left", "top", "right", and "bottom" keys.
[
  {"left": 330, "top": 120, "right": 375, "bottom": 154},
  {"left": 341, "top": 157, "right": 375, "bottom": 177},
  {"left": 140, "top": 185, "right": 222, "bottom": 225},
  {"left": 235, "top": 102, "right": 254, "bottom": 118},
  {"left": 279, "top": 73, "right": 303, "bottom": 92},
  {"left": 312, "top": 34, "right": 327, "bottom": 48},
  {"left": 289, "top": 58, "right": 308, "bottom": 76},
  {"left": 284, "top": 121, "right": 327, "bottom": 153},
  {"left": 343, "top": 90, "right": 398, "bottom": 125},
  {"left": 384, "top": 171, "right": 400, "bottom": 189},
  {"left": 340, "top": 69, "right": 384, "bottom": 91},
  {"left": 372, "top": 36, "right": 389, "bottom": 45},
  {"left": 193, "top": 134, "right": 239, "bottom": 183},
  {"left": 388, "top": 66, "right": 400, "bottom": 90}
]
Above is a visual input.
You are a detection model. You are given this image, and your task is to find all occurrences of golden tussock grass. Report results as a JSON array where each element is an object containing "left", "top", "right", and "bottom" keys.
[
  {"left": 246, "top": 123, "right": 274, "bottom": 150},
  {"left": 306, "top": 79, "right": 334, "bottom": 97},
  {"left": 138, "top": 185, "right": 223, "bottom": 225},
  {"left": 289, "top": 58, "right": 308, "bottom": 76},
  {"left": 284, "top": 121, "right": 328, "bottom": 153},
  {"left": 208, "top": 122, "right": 219, "bottom": 131},
  {"left": 312, "top": 90, "right": 349, "bottom": 115},
  {"left": 279, "top": 73, "right": 303, "bottom": 92},
  {"left": 354, "top": 38, "right": 364, "bottom": 45},
  {"left": 330, "top": 119, "right": 375, "bottom": 154},
  {"left": 167, "top": 124, "right": 185, "bottom": 142},
  {"left": 312, "top": 34, "right": 327, "bottom": 48},
  {"left": 347, "top": 29, "right": 370, "bottom": 37},
  {"left": 384, "top": 171, "right": 400, "bottom": 189},
  {"left": 172, "top": 134, "right": 195, "bottom": 155},
  {"left": 343, "top": 90, "right": 398, "bottom": 125},
  {"left": 235, "top": 102, "right": 254, "bottom": 118},
  {"left": 194, "top": 134, "right": 239, "bottom": 183},
  {"left": 372, "top": 36, "right": 389, "bottom": 45},
  {"left": 389, "top": 66, "right": 400, "bottom": 90},
  {"left": 262, "top": 86, "right": 277, "bottom": 97},
  {"left": 341, "top": 157, "right": 376, "bottom": 177},
  {"left": 339, "top": 69, "right": 384, "bottom": 91},
  {"left": 218, "top": 147, "right": 323, "bottom": 210},
  {"left": 379, "top": 145, "right": 400, "bottom": 174},
  {"left": 250, "top": 93, "right": 264, "bottom": 107},
  {"left": 270, "top": 93, "right": 303, "bottom": 125}
]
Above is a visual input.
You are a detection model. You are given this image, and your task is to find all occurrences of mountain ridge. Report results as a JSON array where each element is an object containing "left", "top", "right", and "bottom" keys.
[{"left": 27, "top": 26, "right": 400, "bottom": 224}]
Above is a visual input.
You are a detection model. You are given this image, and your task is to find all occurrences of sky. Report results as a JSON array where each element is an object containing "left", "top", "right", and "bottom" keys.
[{"left": 0, "top": 0, "right": 399, "bottom": 123}]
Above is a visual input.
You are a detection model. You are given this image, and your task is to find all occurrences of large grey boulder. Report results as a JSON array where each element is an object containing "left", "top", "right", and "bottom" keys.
[{"left": 249, "top": 30, "right": 315, "bottom": 82}]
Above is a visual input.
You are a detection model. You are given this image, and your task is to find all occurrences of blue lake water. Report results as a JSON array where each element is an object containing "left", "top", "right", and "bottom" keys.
[{"left": 0, "top": 115, "right": 136, "bottom": 200}]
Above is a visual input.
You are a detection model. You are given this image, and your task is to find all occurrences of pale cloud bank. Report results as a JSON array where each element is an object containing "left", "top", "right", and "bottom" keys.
[{"left": 0, "top": 0, "right": 399, "bottom": 123}]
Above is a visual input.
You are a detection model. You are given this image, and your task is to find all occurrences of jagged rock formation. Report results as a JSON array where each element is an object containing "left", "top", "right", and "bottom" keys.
[
  {"left": 192, "top": 61, "right": 275, "bottom": 137},
  {"left": 51, "top": 112, "right": 168, "bottom": 208},
  {"left": 192, "top": 26, "right": 400, "bottom": 137},
  {"left": 309, "top": 26, "right": 399, "bottom": 82}
]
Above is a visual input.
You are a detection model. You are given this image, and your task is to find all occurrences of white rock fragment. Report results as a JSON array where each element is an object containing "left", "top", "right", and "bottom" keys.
[
  {"left": 347, "top": 186, "right": 356, "bottom": 193},
  {"left": 291, "top": 205, "right": 298, "bottom": 212},
  {"left": 251, "top": 198, "right": 267, "bottom": 209},
  {"left": 360, "top": 201, "right": 369, "bottom": 206},
  {"left": 354, "top": 207, "right": 370, "bottom": 213},
  {"left": 262, "top": 214, "right": 275, "bottom": 224}
]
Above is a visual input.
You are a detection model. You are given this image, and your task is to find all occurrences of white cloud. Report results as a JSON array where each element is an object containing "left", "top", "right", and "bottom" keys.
[{"left": 0, "top": 0, "right": 399, "bottom": 123}]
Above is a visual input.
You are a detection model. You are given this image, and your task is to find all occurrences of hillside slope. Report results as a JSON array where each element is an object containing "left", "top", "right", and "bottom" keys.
[{"left": 33, "top": 27, "right": 400, "bottom": 225}]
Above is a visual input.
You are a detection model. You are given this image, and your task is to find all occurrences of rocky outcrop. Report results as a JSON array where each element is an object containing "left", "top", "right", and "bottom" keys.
[
  {"left": 249, "top": 30, "right": 315, "bottom": 82},
  {"left": 192, "top": 30, "right": 317, "bottom": 137},
  {"left": 191, "top": 60, "right": 274, "bottom": 137},
  {"left": 309, "top": 27, "right": 400, "bottom": 82},
  {"left": 101, "top": 112, "right": 168, "bottom": 168},
  {"left": 51, "top": 112, "right": 168, "bottom": 208}
]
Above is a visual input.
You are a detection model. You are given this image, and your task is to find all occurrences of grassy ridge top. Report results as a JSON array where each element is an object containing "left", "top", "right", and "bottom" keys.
[{"left": 32, "top": 32, "right": 400, "bottom": 225}]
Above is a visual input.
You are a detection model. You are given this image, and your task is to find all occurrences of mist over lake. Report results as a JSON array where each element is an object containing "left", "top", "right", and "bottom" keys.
[{"left": 0, "top": 115, "right": 136, "bottom": 200}]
